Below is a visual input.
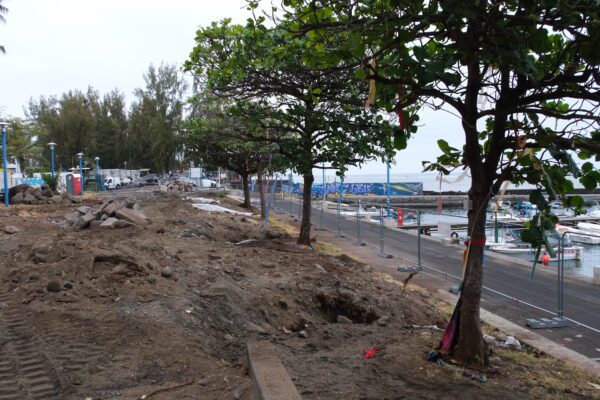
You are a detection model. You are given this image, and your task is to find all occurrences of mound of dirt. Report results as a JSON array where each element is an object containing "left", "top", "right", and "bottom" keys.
[{"left": 0, "top": 191, "right": 596, "bottom": 400}]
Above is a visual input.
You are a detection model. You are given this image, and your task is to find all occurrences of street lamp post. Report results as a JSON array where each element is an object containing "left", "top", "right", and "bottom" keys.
[
  {"left": 76, "top": 153, "right": 84, "bottom": 195},
  {"left": 1, "top": 122, "right": 9, "bottom": 208},
  {"left": 47, "top": 142, "right": 57, "bottom": 180},
  {"left": 95, "top": 156, "right": 101, "bottom": 191}
]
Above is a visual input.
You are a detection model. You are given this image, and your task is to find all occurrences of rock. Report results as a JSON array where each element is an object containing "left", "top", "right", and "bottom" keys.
[
  {"left": 100, "top": 213, "right": 109, "bottom": 221},
  {"left": 100, "top": 217, "right": 133, "bottom": 229},
  {"left": 63, "top": 281, "right": 73, "bottom": 289},
  {"left": 115, "top": 208, "right": 149, "bottom": 225},
  {"left": 8, "top": 184, "right": 30, "bottom": 198},
  {"left": 77, "top": 206, "right": 93, "bottom": 214},
  {"left": 336, "top": 315, "right": 353, "bottom": 324},
  {"left": 315, "top": 264, "right": 326, "bottom": 273},
  {"left": 278, "top": 299, "right": 288, "bottom": 309},
  {"left": 11, "top": 192, "right": 25, "bottom": 203},
  {"left": 224, "top": 334, "right": 234, "bottom": 341},
  {"left": 276, "top": 282, "right": 287, "bottom": 290},
  {"left": 133, "top": 202, "right": 143, "bottom": 211},
  {"left": 90, "top": 220, "right": 102, "bottom": 228},
  {"left": 46, "top": 280, "right": 62, "bottom": 292},
  {"left": 124, "top": 198, "right": 137, "bottom": 209},
  {"left": 489, "top": 356, "right": 505, "bottom": 366},
  {"left": 61, "top": 191, "right": 72, "bottom": 201},
  {"left": 156, "top": 227, "right": 166, "bottom": 234},
  {"left": 377, "top": 316, "right": 390, "bottom": 327},
  {"left": 31, "top": 187, "right": 43, "bottom": 199},
  {"left": 161, "top": 266, "right": 173, "bottom": 278},
  {"left": 233, "top": 390, "right": 241, "bottom": 400},
  {"left": 73, "top": 213, "right": 96, "bottom": 230},
  {"left": 3, "top": 225, "right": 20, "bottom": 234},
  {"left": 41, "top": 189, "right": 54, "bottom": 198},
  {"left": 103, "top": 202, "right": 123, "bottom": 217},
  {"left": 362, "top": 265, "right": 373, "bottom": 273},
  {"left": 483, "top": 334, "right": 497, "bottom": 345},
  {"left": 298, "top": 330, "right": 308, "bottom": 338},
  {"left": 23, "top": 193, "right": 36, "bottom": 203},
  {"left": 504, "top": 336, "right": 522, "bottom": 350},
  {"left": 50, "top": 195, "right": 63, "bottom": 204},
  {"left": 147, "top": 276, "right": 157, "bottom": 284},
  {"left": 64, "top": 211, "right": 82, "bottom": 225},
  {"left": 197, "top": 377, "right": 209, "bottom": 387}
]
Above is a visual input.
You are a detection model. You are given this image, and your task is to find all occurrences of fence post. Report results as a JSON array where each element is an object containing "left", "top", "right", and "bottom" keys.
[
  {"left": 378, "top": 207, "right": 392, "bottom": 258},
  {"left": 494, "top": 211, "right": 499, "bottom": 243},
  {"left": 354, "top": 200, "right": 364, "bottom": 246},
  {"left": 417, "top": 210, "right": 422, "bottom": 268},
  {"left": 336, "top": 195, "right": 342, "bottom": 237}
]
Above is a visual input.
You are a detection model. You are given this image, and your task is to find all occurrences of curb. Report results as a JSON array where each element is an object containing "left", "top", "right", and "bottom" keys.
[{"left": 246, "top": 341, "right": 302, "bottom": 400}]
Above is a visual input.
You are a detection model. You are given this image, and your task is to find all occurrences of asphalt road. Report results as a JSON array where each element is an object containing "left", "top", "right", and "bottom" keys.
[{"left": 274, "top": 197, "right": 600, "bottom": 361}]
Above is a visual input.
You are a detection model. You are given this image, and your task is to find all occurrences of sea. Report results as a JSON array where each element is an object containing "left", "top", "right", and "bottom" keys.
[{"left": 294, "top": 171, "right": 586, "bottom": 193}]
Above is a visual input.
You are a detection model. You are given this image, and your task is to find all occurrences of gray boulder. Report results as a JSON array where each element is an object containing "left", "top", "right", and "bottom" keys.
[{"left": 115, "top": 208, "right": 149, "bottom": 225}]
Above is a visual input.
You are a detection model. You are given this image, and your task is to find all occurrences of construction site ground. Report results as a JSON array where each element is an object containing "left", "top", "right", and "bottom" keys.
[{"left": 0, "top": 189, "right": 598, "bottom": 399}]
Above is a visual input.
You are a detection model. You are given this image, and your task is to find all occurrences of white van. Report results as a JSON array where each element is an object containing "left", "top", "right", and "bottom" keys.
[{"left": 104, "top": 176, "right": 122, "bottom": 190}]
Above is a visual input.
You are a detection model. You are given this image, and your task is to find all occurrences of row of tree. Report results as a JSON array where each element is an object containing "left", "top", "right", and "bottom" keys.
[
  {"left": 184, "top": 0, "right": 599, "bottom": 369},
  {"left": 4, "top": 63, "right": 187, "bottom": 174}
]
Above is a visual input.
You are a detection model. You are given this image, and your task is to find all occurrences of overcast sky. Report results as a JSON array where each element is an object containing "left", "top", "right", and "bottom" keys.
[{"left": 0, "top": 0, "right": 464, "bottom": 175}]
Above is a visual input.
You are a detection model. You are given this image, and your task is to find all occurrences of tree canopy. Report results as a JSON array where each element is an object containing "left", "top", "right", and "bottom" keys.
[{"left": 275, "top": 0, "right": 599, "bottom": 366}]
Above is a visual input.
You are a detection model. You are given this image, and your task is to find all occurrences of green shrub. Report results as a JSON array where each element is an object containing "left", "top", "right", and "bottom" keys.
[{"left": 42, "top": 174, "right": 58, "bottom": 192}]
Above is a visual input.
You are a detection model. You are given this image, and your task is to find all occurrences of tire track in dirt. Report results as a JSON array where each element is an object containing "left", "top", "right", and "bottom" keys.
[{"left": 0, "top": 293, "right": 61, "bottom": 399}]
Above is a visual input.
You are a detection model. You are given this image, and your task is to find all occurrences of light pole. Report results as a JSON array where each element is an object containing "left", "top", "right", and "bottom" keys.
[
  {"left": 76, "top": 152, "right": 84, "bottom": 194},
  {"left": 47, "top": 142, "right": 57, "bottom": 180},
  {"left": 1, "top": 122, "right": 9, "bottom": 208},
  {"left": 386, "top": 157, "right": 391, "bottom": 218},
  {"left": 95, "top": 156, "right": 101, "bottom": 191}
]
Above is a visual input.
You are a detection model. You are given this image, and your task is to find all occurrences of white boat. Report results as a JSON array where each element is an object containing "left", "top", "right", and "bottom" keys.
[
  {"left": 489, "top": 243, "right": 582, "bottom": 260},
  {"left": 556, "top": 224, "right": 600, "bottom": 245},
  {"left": 587, "top": 205, "right": 600, "bottom": 217},
  {"left": 577, "top": 222, "right": 600, "bottom": 232}
]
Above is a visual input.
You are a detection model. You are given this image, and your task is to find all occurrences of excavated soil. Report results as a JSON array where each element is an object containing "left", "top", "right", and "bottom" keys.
[{"left": 0, "top": 189, "right": 597, "bottom": 400}]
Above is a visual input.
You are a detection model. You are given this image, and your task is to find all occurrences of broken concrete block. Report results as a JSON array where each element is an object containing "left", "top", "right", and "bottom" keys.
[
  {"left": 115, "top": 208, "right": 149, "bottom": 225},
  {"left": 73, "top": 213, "right": 96, "bottom": 230},
  {"left": 100, "top": 217, "right": 133, "bottom": 229},
  {"left": 64, "top": 211, "right": 82, "bottom": 224},
  {"left": 77, "top": 206, "right": 93, "bottom": 214},
  {"left": 31, "top": 187, "right": 43, "bottom": 199},
  {"left": 41, "top": 189, "right": 54, "bottom": 198},
  {"left": 50, "top": 195, "right": 63, "bottom": 204},
  {"left": 103, "top": 202, "right": 123, "bottom": 217}
]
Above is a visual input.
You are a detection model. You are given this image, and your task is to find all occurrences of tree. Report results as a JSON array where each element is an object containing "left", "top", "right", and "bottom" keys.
[
  {"left": 185, "top": 21, "right": 401, "bottom": 245},
  {"left": 28, "top": 89, "right": 99, "bottom": 170},
  {"left": 187, "top": 94, "right": 281, "bottom": 209},
  {"left": 96, "top": 90, "right": 129, "bottom": 169},
  {"left": 7, "top": 118, "right": 43, "bottom": 171},
  {"left": 0, "top": 0, "right": 7, "bottom": 54},
  {"left": 129, "top": 63, "right": 188, "bottom": 173},
  {"left": 282, "top": 0, "right": 599, "bottom": 366}
]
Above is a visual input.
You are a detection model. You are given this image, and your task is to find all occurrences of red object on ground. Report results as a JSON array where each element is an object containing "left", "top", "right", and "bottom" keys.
[
  {"left": 397, "top": 209, "right": 404, "bottom": 227},
  {"left": 541, "top": 253, "right": 551, "bottom": 266},
  {"left": 363, "top": 347, "right": 378, "bottom": 359}
]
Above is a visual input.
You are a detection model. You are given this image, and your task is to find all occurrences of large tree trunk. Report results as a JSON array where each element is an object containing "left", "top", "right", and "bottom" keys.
[
  {"left": 297, "top": 174, "right": 314, "bottom": 246},
  {"left": 241, "top": 173, "right": 251, "bottom": 209},
  {"left": 257, "top": 169, "right": 266, "bottom": 220},
  {"left": 454, "top": 181, "right": 488, "bottom": 368}
]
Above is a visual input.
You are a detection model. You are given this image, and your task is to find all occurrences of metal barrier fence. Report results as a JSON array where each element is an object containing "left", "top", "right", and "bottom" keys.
[{"left": 271, "top": 195, "right": 600, "bottom": 335}]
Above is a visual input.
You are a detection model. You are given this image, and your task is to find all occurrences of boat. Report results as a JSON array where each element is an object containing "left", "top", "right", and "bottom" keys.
[
  {"left": 556, "top": 224, "right": 600, "bottom": 245},
  {"left": 549, "top": 201, "right": 574, "bottom": 217},
  {"left": 586, "top": 204, "right": 600, "bottom": 217},
  {"left": 577, "top": 222, "right": 600, "bottom": 232},
  {"left": 489, "top": 243, "right": 582, "bottom": 260}
]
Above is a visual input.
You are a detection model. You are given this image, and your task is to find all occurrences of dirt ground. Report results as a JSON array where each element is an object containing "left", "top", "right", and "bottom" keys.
[{"left": 0, "top": 189, "right": 598, "bottom": 400}]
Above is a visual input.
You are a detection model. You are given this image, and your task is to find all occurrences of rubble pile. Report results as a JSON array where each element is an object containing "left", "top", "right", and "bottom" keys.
[
  {"left": 64, "top": 198, "right": 149, "bottom": 230},
  {"left": 9, "top": 184, "right": 80, "bottom": 205},
  {"left": 164, "top": 179, "right": 195, "bottom": 193}
]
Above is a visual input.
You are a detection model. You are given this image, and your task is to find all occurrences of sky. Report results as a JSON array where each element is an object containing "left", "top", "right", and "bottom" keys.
[{"left": 0, "top": 0, "right": 465, "bottom": 175}]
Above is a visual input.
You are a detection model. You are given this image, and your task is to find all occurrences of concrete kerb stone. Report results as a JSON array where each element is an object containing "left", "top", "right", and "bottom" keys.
[
  {"left": 246, "top": 341, "right": 302, "bottom": 400},
  {"left": 434, "top": 289, "right": 600, "bottom": 378}
]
